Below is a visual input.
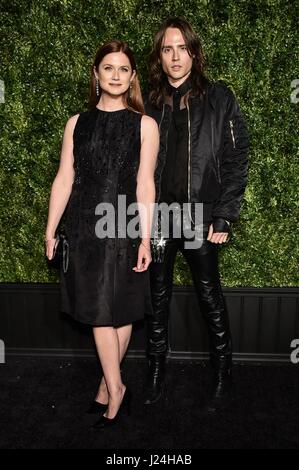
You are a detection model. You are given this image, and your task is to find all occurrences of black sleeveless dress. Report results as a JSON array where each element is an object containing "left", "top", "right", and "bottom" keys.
[{"left": 59, "top": 107, "right": 152, "bottom": 327}]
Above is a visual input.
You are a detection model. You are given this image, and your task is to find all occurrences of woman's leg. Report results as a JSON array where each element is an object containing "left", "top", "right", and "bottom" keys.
[
  {"left": 93, "top": 324, "right": 132, "bottom": 418},
  {"left": 95, "top": 324, "right": 132, "bottom": 403},
  {"left": 116, "top": 323, "right": 133, "bottom": 361}
]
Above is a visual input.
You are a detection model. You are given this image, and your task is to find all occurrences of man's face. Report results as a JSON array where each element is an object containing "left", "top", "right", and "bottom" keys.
[{"left": 160, "top": 27, "right": 193, "bottom": 87}]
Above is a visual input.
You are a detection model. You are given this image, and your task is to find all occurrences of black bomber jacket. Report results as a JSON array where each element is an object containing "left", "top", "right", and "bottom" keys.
[{"left": 144, "top": 80, "right": 250, "bottom": 225}]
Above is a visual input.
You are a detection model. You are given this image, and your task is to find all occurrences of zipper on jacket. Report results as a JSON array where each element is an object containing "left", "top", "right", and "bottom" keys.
[
  {"left": 211, "top": 116, "right": 221, "bottom": 185},
  {"left": 186, "top": 101, "right": 195, "bottom": 225},
  {"left": 229, "top": 120, "right": 236, "bottom": 149}
]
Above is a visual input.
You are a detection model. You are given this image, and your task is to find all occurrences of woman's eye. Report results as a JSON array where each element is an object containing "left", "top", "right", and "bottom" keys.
[{"left": 104, "top": 66, "right": 112, "bottom": 70}]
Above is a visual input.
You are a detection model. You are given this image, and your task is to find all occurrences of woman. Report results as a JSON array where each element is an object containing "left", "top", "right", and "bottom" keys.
[{"left": 44, "top": 40, "right": 159, "bottom": 428}]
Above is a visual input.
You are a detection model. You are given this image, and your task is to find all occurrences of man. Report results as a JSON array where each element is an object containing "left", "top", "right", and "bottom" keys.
[{"left": 143, "top": 17, "right": 250, "bottom": 411}]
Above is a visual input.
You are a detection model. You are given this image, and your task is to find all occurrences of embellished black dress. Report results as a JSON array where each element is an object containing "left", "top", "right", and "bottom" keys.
[{"left": 59, "top": 107, "right": 152, "bottom": 327}]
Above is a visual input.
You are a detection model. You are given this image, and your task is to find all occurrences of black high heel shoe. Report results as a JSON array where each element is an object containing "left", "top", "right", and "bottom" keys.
[
  {"left": 92, "top": 388, "right": 131, "bottom": 429},
  {"left": 86, "top": 400, "right": 108, "bottom": 414}
]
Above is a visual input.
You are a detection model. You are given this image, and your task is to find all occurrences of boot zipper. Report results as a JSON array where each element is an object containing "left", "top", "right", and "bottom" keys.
[{"left": 229, "top": 120, "right": 236, "bottom": 149}]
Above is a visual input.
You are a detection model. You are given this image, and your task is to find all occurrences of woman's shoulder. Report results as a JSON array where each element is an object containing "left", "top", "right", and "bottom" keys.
[
  {"left": 62, "top": 114, "right": 80, "bottom": 138},
  {"left": 140, "top": 114, "right": 159, "bottom": 143},
  {"left": 66, "top": 113, "right": 80, "bottom": 127},
  {"left": 141, "top": 114, "right": 159, "bottom": 132}
]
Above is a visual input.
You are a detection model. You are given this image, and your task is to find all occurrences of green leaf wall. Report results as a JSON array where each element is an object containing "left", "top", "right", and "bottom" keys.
[{"left": 0, "top": 0, "right": 298, "bottom": 286}]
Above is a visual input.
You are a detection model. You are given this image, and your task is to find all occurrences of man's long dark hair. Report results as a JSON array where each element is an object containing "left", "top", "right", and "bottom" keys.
[{"left": 148, "top": 17, "right": 209, "bottom": 107}]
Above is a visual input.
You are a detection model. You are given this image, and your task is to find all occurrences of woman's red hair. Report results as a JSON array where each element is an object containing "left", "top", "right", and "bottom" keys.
[{"left": 89, "top": 39, "right": 144, "bottom": 114}]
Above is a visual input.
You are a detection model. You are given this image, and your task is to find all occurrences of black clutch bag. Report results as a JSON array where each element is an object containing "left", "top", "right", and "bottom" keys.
[{"left": 46, "top": 233, "right": 69, "bottom": 273}]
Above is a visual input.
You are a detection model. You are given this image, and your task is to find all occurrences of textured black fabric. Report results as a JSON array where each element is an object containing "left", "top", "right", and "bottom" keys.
[{"left": 59, "top": 107, "right": 152, "bottom": 327}]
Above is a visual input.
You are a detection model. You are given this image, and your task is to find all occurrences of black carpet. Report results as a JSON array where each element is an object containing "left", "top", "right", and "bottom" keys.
[{"left": 0, "top": 357, "right": 298, "bottom": 449}]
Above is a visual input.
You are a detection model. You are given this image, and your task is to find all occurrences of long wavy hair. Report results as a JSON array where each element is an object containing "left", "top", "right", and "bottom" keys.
[
  {"left": 89, "top": 40, "right": 144, "bottom": 114},
  {"left": 148, "top": 17, "right": 209, "bottom": 107}
]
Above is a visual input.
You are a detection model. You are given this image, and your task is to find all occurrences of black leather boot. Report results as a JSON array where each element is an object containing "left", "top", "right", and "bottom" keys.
[
  {"left": 143, "top": 355, "right": 165, "bottom": 405},
  {"left": 204, "top": 358, "right": 233, "bottom": 413}
]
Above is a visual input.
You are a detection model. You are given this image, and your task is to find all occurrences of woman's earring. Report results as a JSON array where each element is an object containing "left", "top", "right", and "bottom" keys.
[
  {"left": 96, "top": 78, "right": 100, "bottom": 97},
  {"left": 129, "top": 82, "right": 132, "bottom": 99}
]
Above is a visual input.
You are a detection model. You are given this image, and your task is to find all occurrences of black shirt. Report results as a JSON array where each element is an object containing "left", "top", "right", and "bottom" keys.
[{"left": 160, "top": 78, "right": 190, "bottom": 205}]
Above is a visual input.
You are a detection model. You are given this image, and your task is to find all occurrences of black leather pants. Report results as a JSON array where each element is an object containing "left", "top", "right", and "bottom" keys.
[{"left": 147, "top": 212, "right": 232, "bottom": 369}]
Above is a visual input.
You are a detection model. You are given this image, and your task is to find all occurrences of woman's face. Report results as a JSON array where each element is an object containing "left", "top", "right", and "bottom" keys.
[{"left": 95, "top": 51, "right": 136, "bottom": 97}]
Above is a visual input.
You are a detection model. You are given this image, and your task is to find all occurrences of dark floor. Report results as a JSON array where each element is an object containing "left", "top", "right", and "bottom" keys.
[{"left": 0, "top": 356, "right": 298, "bottom": 449}]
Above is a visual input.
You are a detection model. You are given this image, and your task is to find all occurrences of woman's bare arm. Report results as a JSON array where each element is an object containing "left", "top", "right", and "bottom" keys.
[
  {"left": 45, "top": 114, "right": 79, "bottom": 257},
  {"left": 133, "top": 114, "right": 159, "bottom": 271}
]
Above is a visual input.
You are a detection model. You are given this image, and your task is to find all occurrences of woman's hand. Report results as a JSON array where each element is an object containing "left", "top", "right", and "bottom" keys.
[
  {"left": 133, "top": 241, "right": 152, "bottom": 272},
  {"left": 45, "top": 237, "right": 58, "bottom": 260}
]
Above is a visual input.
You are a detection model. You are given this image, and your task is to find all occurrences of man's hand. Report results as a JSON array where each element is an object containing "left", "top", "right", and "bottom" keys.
[{"left": 207, "top": 224, "right": 229, "bottom": 244}]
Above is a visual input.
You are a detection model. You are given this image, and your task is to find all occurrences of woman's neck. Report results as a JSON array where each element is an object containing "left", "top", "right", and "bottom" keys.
[{"left": 96, "top": 93, "right": 125, "bottom": 111}]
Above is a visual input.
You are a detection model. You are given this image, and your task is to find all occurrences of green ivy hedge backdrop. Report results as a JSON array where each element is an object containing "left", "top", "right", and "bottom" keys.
[{"left": 0, "top": 0, "right": 298, "bottom": 286}]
